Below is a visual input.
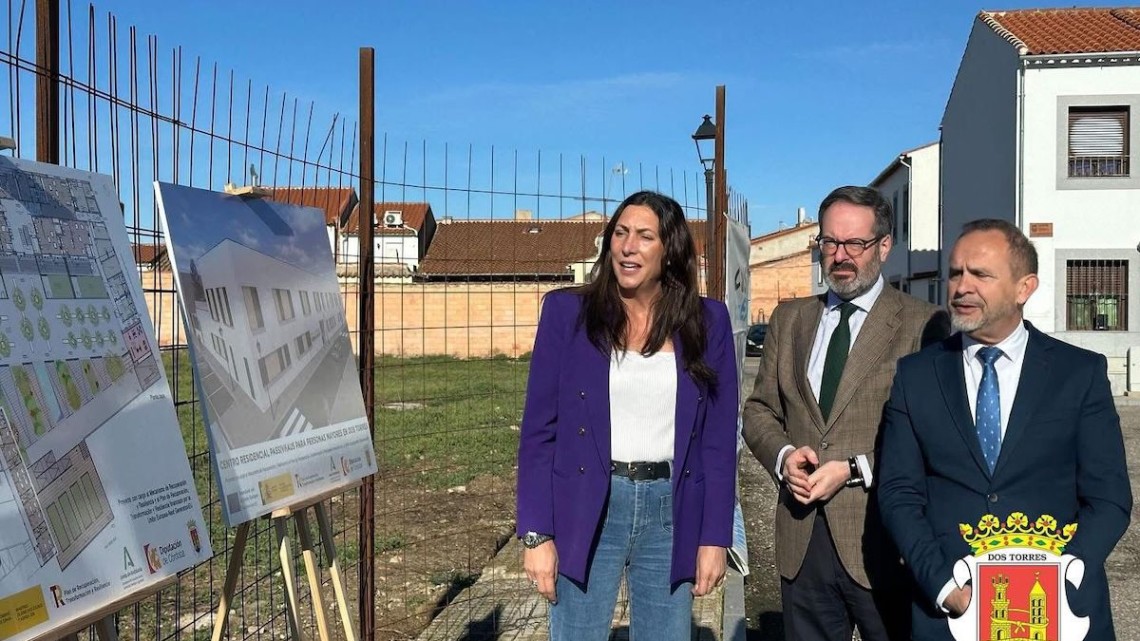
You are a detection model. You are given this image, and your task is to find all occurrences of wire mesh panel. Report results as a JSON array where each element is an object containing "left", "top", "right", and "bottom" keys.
[
  {"left": 3, "top": 3, "right": 362, "bottom": 640},
  {"left": 348, "top": 141, "right": 717, "bottom": 640},
  {"left": 1, "top": 3, "right": 734, "bottom": 640}
]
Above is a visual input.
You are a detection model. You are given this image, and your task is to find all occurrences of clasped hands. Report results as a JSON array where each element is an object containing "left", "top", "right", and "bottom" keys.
[{"left": 782, "top": 445, "right": 850, "bottom": 504}]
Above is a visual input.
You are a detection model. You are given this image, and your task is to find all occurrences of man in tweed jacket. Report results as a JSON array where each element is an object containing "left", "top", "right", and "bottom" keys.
[{"left": 743, "top": 186, "right": 949, "bottom": 641}]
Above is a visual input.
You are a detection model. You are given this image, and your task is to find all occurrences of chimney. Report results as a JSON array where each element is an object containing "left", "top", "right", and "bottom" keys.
[
  {"left": 797, "top": 207, "right": 806, "bottom": 225},
  {"left": 515, "top": 209, "right": 533, "bottom": 221}
]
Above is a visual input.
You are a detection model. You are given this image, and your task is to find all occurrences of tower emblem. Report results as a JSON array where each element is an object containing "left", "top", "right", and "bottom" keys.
[{"left": 947, "top": 513, "right": 1088, "bottom": 641}]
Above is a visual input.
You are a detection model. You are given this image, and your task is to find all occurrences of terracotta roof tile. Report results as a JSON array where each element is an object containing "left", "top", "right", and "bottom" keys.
[
  {"left": 419, "top": 218, "right": 707, "bottom": 277},
  {"left": 982, "top": 7, "right": 1140, "bottom": 55},
  {"left": 132, "top": 243, "right": 162, "bottom": 264},
  {"left": 265, "top": 186, "right": 358, "bottom": 226},
  {"left": 420, "top": 220, "right": 604, "bottom": 277},
  {"left": 344, "top": 202, "right": 433, "bottom": 233},
  {"left": 131, "top": 242, "right": 168, "bottom": 265}
]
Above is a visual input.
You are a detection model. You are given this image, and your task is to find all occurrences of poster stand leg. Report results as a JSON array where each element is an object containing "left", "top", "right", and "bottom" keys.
[
  {"left": 210, "top": 486, "right": 359, "bottom": 641},
  {"left": 211, "top": 521, "right": 251, "bottom": 641},
  {"left": 59, "top": 614, "right": 117, "bottom": 641},
  {"left": 274, "top": 518, "right": 304, "bottom": 641},
  {"left": 314, "top": 502, "right": 357, "bottom": 641},
  {"left": 292, "top": 509, "right": 331, "bottom": 641},
  {"left": 92, "top": 615, "right": 118, "bottom": 641}
]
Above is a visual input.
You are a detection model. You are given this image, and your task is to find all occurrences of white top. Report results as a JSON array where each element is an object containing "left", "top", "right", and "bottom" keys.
[
  {"left": 609, "top": 350, "right": 677, "bottom": 463},
  {"left": 961, "top": 321, "right": 1029, "bottom": 438},
  {"left": 775, "top": 276, "right": 885, "bottom": 487}
]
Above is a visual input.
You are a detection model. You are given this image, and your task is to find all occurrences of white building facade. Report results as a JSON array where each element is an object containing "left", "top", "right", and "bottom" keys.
[
  {"left": 872, "top": 142, "right": 942, "bottom": 304},
  {"left": 941, "top": 8, "right": 1140, "bottom": 394},
  {"left": 192, "top": 240, "right": 346, "bottom": 412}
]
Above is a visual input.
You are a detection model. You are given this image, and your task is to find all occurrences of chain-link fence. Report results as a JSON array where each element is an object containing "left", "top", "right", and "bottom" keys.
[{"left": 1, "top": 3, "right": 737, "bottom": 640}]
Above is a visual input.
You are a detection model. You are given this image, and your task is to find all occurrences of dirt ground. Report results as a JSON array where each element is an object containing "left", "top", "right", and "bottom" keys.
[
  {"left": 736, "top": 352, "right": 1140, "bottom": 641},
  {"left": 367, "top": 471, "right": 518, "bottom": 641}
]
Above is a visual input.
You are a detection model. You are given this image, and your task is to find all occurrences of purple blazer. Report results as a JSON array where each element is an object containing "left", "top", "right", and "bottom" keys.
[{"left": 516, "top": 290, "right": 739, "bottom": 586}]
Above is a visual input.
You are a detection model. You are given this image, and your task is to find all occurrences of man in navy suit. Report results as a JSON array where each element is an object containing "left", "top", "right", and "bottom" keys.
[{"left": 877, "top": 219, "right": 1131, "bottom": 641}]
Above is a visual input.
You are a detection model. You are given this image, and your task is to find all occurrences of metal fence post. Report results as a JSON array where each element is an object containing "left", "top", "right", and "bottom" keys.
[
  {"left": 357, "top": 46, "right": 377, "bottom": 641},
  {"left": 709, "top": 85, "right": 727, "bottom": 301},
  {"left": 35, "top": 0, "right": 60, "bottom": 164}
]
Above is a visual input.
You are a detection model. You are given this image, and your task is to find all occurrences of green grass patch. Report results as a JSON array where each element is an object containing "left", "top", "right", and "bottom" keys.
[{"left": 373, "top": 354, "right": 528, "bottom": 488}]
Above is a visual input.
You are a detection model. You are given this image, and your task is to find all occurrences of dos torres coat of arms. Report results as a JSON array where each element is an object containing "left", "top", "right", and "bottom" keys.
[{"left": 947, "top": 513, "right": 1087, "bottom": 641}]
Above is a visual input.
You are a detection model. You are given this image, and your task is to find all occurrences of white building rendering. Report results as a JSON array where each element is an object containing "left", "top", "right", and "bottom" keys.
[
  {"left": 189, "top": 239, "right": 346, "bottom": 413},
  {"left": 941, "top": 7, "right": 1140, "bottom": 394}
]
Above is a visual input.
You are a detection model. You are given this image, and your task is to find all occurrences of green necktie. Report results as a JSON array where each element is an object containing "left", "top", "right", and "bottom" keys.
[{"left": 819, "top": 302, "right": 857, "bottom": 421}]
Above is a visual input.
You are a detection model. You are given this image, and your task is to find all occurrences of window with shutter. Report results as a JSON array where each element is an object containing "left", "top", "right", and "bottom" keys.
[
  {"left": 1068, "top": 107, "right": 1129, "bottom": 177},
  {"left": 1066, "top": 260, "right": 1129, "bottom": 330}
]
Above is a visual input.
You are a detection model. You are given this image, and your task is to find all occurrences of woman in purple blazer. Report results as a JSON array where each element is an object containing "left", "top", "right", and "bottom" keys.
[{"left": 516, "top": 191, "right": 739, "bottom": 640}]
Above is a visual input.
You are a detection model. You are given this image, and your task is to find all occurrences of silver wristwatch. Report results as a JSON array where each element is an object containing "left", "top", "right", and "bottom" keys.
[{"left": 522, "top": 531, "right": 553, "bottom": 548}]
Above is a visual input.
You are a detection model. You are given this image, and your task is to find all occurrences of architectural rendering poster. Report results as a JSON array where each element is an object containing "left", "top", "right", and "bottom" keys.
[
  {"left": 0, "top": 158, "right": 211, "bottom": 641},
  {"left": 154, "top": 182, "right": 375, "bottom": 526}
]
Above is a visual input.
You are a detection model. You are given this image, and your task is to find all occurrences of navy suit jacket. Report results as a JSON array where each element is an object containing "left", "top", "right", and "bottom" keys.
[
  {"left": 877, "top": 322, "right": 1131, "bottom": 641},
  {"left": 515, "top": 290, "right": 739, "bottom": 586}
]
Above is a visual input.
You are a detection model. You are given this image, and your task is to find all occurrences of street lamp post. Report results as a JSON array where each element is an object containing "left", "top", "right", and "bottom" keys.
[{"left": 692, "top": 114, "right": 717, "bottom": 294}]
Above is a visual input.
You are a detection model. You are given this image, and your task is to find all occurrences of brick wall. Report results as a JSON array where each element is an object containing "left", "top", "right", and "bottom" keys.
[
  {"left": 749, "top": 250, "right": 814, "bottom": 323},
  {"left": 140, "top": 270, "right": 562, "bottom": 358}
]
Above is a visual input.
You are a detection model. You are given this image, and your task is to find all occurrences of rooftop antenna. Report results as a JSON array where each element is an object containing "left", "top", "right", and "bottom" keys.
[{"left": 606, "top": 163, "right": 629, "bottom": 205}]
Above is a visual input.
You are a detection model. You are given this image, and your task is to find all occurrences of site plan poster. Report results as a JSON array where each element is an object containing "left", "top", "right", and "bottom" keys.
[
  {"left": 0, "top": 158, "right": 211, "bottom": 641},
  {"left": 154, "top": 182, "right": 375, "bottom": 526}
]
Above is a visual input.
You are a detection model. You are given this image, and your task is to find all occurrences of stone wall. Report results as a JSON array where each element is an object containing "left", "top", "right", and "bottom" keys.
[{"left": 140, "top": 270, "right": 561, "bottom": 358}]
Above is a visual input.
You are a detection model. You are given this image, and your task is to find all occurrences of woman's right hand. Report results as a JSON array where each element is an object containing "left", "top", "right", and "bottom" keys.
[{"left": 523, "top": 540, "right": 558, "bottom": 603}]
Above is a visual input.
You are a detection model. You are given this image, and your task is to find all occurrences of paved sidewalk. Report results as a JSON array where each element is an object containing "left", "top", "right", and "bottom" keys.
[{"left": 416, "top": 537, "right": 724, "bottom": 641}]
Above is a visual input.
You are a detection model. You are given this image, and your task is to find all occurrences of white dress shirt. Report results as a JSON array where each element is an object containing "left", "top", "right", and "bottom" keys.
[
  {"left": 961, "top": 321, "right": 1028, "bottom": 437},
  {"left": 936, "top": 321, "right": 1029, "bottom": 609},
  {"left": 775, "top": 276, "right": 884, "bottom": 488}
]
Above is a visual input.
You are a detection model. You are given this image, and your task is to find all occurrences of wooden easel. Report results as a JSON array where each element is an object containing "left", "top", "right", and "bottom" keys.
[
  {"left": 207, "top": 181, "right": 357, "bottom": 641},
  {"left": 210, "top": 482, "right": 360, "bottom": 641}
]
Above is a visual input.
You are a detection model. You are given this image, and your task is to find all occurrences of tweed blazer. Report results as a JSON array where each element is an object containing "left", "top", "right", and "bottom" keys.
[{"left": 742, "top": 285, "right": 948, "bottom": 588}]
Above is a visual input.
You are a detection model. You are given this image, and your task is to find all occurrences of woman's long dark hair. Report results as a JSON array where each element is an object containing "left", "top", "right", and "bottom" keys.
[{"left": 575, "top": 190, "right": 715, "bottom": 387}]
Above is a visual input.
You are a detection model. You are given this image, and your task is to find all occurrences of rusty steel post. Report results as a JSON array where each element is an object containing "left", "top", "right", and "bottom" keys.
[
  {"left": 709, "top": 85, "right": 727, "bottom": 301},
  {"left": 356, "top": 46, "right": 377, "bottom": 641},
  {"left": 35, "top": 0, "right": 60, "bottom": 163}
]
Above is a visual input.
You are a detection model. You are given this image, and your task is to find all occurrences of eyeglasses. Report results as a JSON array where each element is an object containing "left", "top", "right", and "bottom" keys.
[{"left": 815, "top": 235, "right": 885, "bottom": 257}]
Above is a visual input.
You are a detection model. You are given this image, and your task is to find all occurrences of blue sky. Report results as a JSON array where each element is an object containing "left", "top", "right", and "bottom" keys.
[
  {"left": 156, "top": 182, "right": 332, "bottom": 277},
  {"left": 5, "top": 1, "right": 1115, "bottom": 234}
]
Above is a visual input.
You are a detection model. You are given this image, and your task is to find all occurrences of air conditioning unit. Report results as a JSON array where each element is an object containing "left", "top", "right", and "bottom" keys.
[{"left": 383, "top": 211, "right": 404, "bottom": 227}]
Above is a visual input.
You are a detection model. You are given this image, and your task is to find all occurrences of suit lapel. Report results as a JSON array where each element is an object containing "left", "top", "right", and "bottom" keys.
[
  {"left": 794, "top": 296, "right": 827, "bottom": 434},
  {"left": 672, "top": 336, "right": 699, "bottom": 485},
  {"left": 934, "top": 336, "right": 991, "bottom": 477},
  {"left": 823, "top": 287, "right": 902, "bottom": 432},
  {"left": 584, "top": 339, "right": 612, "bottom": 469},
  {"left": 991, "top": 325, "right": 1052, "bottom": 479}
]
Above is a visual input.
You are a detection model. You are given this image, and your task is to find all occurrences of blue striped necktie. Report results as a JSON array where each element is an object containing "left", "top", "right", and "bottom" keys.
[{"left": 975, "top": 346, "right": 1004, "bottom": 473}]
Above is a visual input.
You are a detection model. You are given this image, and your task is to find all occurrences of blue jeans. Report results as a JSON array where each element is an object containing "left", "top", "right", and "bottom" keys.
[{"left": 549, "top": 475, "right": 694, "bottom": 641}]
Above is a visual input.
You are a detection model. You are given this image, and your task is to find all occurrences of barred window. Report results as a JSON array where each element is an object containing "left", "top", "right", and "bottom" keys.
[
  {"left": 1066, "top": 260, "right": 1128, "bottom": 331},
  {"left": 1068, "top": 107, "right": 1129, "bottom": 177}
]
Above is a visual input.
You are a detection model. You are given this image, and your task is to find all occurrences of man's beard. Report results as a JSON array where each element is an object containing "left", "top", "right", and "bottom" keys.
[
  {"left": 824, "top": 252, "right": 881, "bottom": 299},
  {"left": 948, "top": 296, "right": 1019, "bottom": 335}
]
